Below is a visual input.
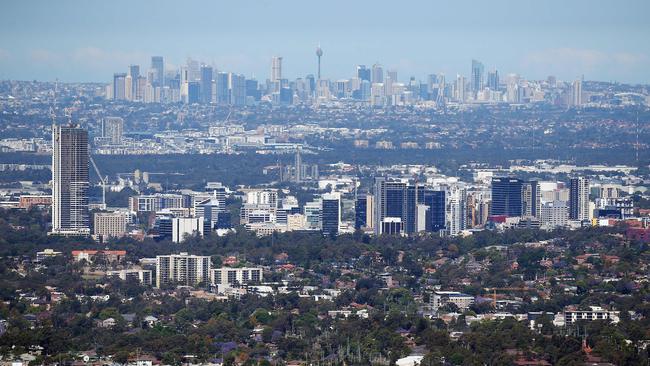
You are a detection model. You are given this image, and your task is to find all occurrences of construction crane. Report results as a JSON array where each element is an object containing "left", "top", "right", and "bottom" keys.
[{"left": 90, "top": 155, "right": 107, "bottom": 210}]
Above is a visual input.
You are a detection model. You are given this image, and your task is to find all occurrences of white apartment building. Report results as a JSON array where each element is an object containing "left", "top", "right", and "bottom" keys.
[{"left": 155, "top": 252, "right": 211, "bottom": 288}]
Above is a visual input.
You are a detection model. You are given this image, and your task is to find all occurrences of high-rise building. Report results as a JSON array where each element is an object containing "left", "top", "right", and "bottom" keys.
[
  {"left": 51, "top": 124, "right": 90, "bottom": 235},
  {"left": 156, "top": 252, "right": 211, "bottom": 288},
  {"left": 113, "top": 73, "right": 127, "bottom": 100},
  {"left": 216, "top": 72, "right": 230, "bottom": 105},
  {"left": 94, "top": 212, "right": 127, "bottom": 240},
  {"left": 471, "top": 59, "right": 484, "bottom": 94},
  {"left": 228, "top": 73, "right": 246, "bottom": 106},
  {"left": 356, "top": 65, "right": 370, "bottom": 82},
  {"left": 128, "top": 65, "right": 140, "bottom": 98},
  {"left": 101, "top": 117, "right": 124, "bottom": 144},
  {"left": 422, "top": 190, "right": 446, "bottom": 232},
  {"left": 374, "top": 178, "right": 407, "bottom": 235},
  {"left": 321, "top": 193, "right": 340, "bottom": 236},
  {"left": 522, "top": 180, "right": 541, "bottom": 218},
  {"left": 187, "top": 81, "right": 200, "bottom": 104},
  {"left": 200, "top": 65, "right": 213, "bottom": 104},
  {"left": 569, "top": 177, "right": 590, "bottom": 221},
  {"left": 455, "top": 74, "right": 466, "bottom": 102},
  {"left": 271, "top": 56, "right": 282, "bottom": 82},
  {"left": 571, "top": 79, "right": 583, "bottom": 107},
  {"left": 490, "top": 177, "right": 523, "bottom": 217},
  {"left": 355, "top": 194, "right": 374, "bottom": 230},
  {"left": 487, "top": 69, "right": 499, "bottom": 90},
  {"left": 151, "top": 56, "right": 164, "bottom": 87},
  {"left": 371, "top": 64, "right": 384, "bottom": 84},
  {"left": 294, "top": 146, "right": 302, "bottom": 183}
]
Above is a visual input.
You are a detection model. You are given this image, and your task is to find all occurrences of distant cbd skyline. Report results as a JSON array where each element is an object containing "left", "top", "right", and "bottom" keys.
[{"left": 1, "top": 0, "right": 649, "bottom": 84}]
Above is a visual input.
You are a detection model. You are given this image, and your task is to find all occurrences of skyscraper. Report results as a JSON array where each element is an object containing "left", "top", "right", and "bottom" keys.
[
  {"left": 113, "top": 73, "right": 127, "bottom": 100},
  {"left": 321, "top": 193, "right": 340, "bottom": 236},
  {"left": 51, "top": 124, "right": 90, "bottom": 235},
  {"left": 571, "top": 79, "right": 583, "bottom": 107},
  {"left": 487, "top": 69, "right": 499, "bottom": 91},
  {"left": 128, "top": 65, "right": 140, "bottom": 99},
  {"left": 151, "top": 56, "right": 164, "bottom": 87},
  {"left": 294, "top": 146, "right": 302, "bottom": 183},
  {"left": 455, "top": 74, "right": 466, "bottom": 102},
  {"left": 200, "top": 65, "right": 213, "bottom": 104},
  {"left": 569, "top": 177, "right": 590, "bottom": 221},
  {"left": 374, "top": 178, "right": 407, "bottom": 235},
  {"left": 371, "top": 64, "right": 384, "bottom": 84},
  {"left": 356, "top": 65, "right": 370, "bottom": 82},
  {"left": 490, "top": 177, "right": 523, "bottom": 217},
  {"left": 471, "top": 59, "right": 484, "bottom": 94},
  {"left": 271, "top": 56, "right": 282, "bottom": 82},
  {"left": 355, "top": 194, "right": 374, "bottom": 230}
]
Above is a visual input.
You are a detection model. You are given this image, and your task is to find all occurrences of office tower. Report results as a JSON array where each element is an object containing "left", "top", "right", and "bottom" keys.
[
  {"left": 471, "top": 59, "right": 484, "bottom": 94},
  {"left": 187, "top": 81, "right": 200, "bottom": 104},
  {"left": 171, "top": 217, "right": 203, "bottom": 243},
  {"left": 387, "top": 69, "right": 398, "bottom": 83},
  {"left": 374, "top": 178, "right": 407, "bottom": 235},
  {"left": 541, "top": 201, "right": 569, "bottom": 228},
  {"left": 569, "top": 177, "right": 590, "bottom": 221},
  {"left": 216, "top": 72, "right": 229, "bottom": 105},
  {"left": 51, "top": 124, "right": 90, "bottom": 235},
  {"left": 571, "top": 79, "right": 583, "bottom": 106},
  {"left": 321, "top": 193, "right": 340, "bottom": 236},
  {"left": 316, "top": 46, "right": 323, "bottom": 80},
  {"left": 186, "top": 58, "right": 200, "bottom": 81},
  {"left": 490, "top": 177, "right": 523, "bottom": 217},
  {"left": 306, "top": 74, "right": 316, "bottom": 95},
  {"left": 246, "top": 79, "right": 260, "bottom": 101},
  {"left": 294, "top": 146, "right": 302, "bottom": 183},
  {"left": 304, "top": 200, "right": 322, "bottom": 230},
  {"left": 124, "top": 75, "right": 133, "bottom": 101},
  {"left": 200, "top": 65, "right": 213, "bottom": 104},
  {"left": 228, "top": 73, "right": 246, "bottom": 106},
  {"left": 113, "top": 73, "right": 127, "bottom": 100},
  {"left": 422, "top": 190, "right": 445, "bottom": 232},
  {"left": 151, "top": 56, "right": 164, "bottom": 87},
  {"left": 405, "top": 184, "right": 424, "bottom": 234},
  {"left": 101, "top": 117, "right": 124, "bottom": 144},
  {"left": 487, "top": 69, "right": 499, "bottom": 90},
  {"left": 155, "top": 252, "right": 211, "bottom": 288},
  {"left": 271, "top": 56, "right": 282, "bottom": 82},
  {"left": 522, "top": 181, "right": 541, "bottom": 218},
  {"left": 371, "top": 64, "right": 384, "bottom": 84},
  {"left": 195, "top": 198, "right": 221, "bottom": 232},
  {"left": 455, "top": 74, "right": 466, "bottom": 102},
  {"left": 357, "top": 65, "right": 370, "bottom": 82},
  {"left": 128, "top": 65, "right": 140, "bottom": 98},
  {"left": 355, "top": 194, "right": 374, "bottom": 230}
]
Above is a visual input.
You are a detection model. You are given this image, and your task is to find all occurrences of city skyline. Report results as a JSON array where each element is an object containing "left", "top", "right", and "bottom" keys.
[{"left": 1, "top": 0, "right": 649, "bottom": 83}]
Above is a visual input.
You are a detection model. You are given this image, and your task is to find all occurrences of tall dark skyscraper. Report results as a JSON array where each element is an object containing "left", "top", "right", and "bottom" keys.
[
  {"left": 216, "top": 72, "right": 230, "bottom": 105},
  {"left": 422, "top": 190, "right": 446, "bottom": 232},
  {"left": 490, "top": 177, "right": 523, "bottom": 217},
  {"left": 200, "top": 65, "right": 213, "bottom": 104},
  {"left": 471, "top": 59, "right": 484, "bottom": 94},
  {"left": 187, "top": 81, "right": 200, "bottom": 104},
  {"left": 321, "top": 193, "right": 340, "bottom": 236},
  {"left": 151, "top": 56, "right": 164, "bottom": 87},
  {"left": 356, "top": 65, "right": 370, "bottom": 82},
  {"left": 51, "top": 124, "right": 90, "bottom": 235}
]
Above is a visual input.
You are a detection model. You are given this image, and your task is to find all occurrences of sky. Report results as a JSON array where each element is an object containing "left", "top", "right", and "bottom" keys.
[{"left": 1, "top": 0, "right": 649, "bottom": 83}]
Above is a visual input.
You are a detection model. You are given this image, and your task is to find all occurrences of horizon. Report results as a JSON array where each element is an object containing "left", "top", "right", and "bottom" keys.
[{"left": 1, "top": 0, "right": 649, "bottom": 84}]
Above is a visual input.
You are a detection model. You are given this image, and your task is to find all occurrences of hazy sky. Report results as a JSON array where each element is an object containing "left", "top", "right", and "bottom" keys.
[{"left": 1, "top": 0, "right": 649, "bottom": 83}]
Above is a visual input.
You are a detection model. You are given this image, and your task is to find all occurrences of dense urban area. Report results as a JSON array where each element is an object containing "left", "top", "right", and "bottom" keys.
[{"left": 0, "top": 54, "right": 649, "bottom": 366}]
